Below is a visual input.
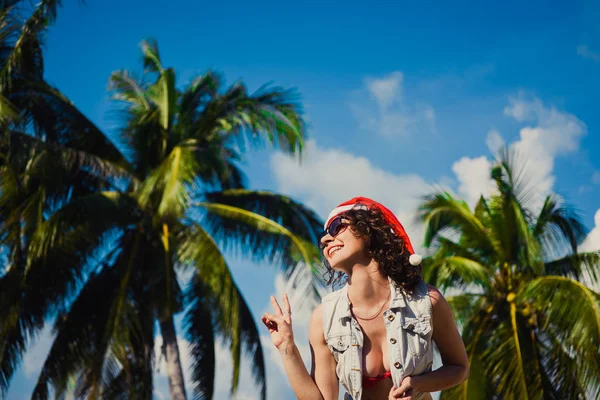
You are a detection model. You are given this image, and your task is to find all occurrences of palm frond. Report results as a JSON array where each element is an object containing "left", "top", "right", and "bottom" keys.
[
  {"left": 140, "top": 38, "right": 162, "bottom": 75},
  {"left": 543, "top": 251, "right": 600, "bottom": 284},
  {"left": 445, "top": 294, "right": 484, "bottom": 327},
  {"left": 441, "top": 313, "right": 495, "bottom": 400},
  {"left": 8, "top": 129, "right": 136, "bottom": 184},
  {"left": 490, "top": 148, "right": 540, "bottom": 213},
  {"left": 178, "top": 222, "right": 266, "bottom": 398},
  {"left": 108, "top": 69, "right": 149, "bottom": 109},
  {"left": 534, "top": 329, "right": 588, "bottom": 399},
  {"left": 10, "top": 80, "right": 129, "bottom": 168},
  {"left": 533, "top": 194, "right": 588, "bottom": 258},
  {"left": 418, "top": 192, "right": 500, "bottom": 258},
  {"left": 30, "top": 264, "right": 122, "bottom": 399},
  {"left": 146, "top": 66, "right": 176, "bottom": 132},
  {"left": 202, "top": 189, "right": 323, "bottom": 243},
  {"left": 423, "top": 256, "right": 491, "bottom": 291},
  {"left": 0, "top": 225, "right": 119, "bottom": 395},
  {"left": 180, "top": 140, "right": 247, "bottom": 189},
  {"left": 184, "top": 279, "right": 216, "bottom": 400},
  {"left": 485, "top": 183, "right": 542, "bottom": 274},
  {"left": 188, "top": 81, "right": 305, "bottom": 154},
  {"left": 177, "top": 72, "right": 221, "bottom": 129},
  {"left": 137, "top": 145, "right": 196, "bottom": 220},
  {"left": 0, "top": 92, "right": 17, "bottom": 124},
  {"left": 194, "top": 199, "right": 322, "bottom": 292},
  {"left": 0, "top": 269, "right": 32, "bottom": 395},
  {"left": 440, "top": 354, "right": 491, "bottom": 400},
  {"left": 519, "top": 276, "right": 600, "bottom": 394},
  {"left": 32, "top": 232, "right": 149, "bottom": 400},
  {"left": 0, "top": 0, "right": 50, "bottom": 87},
  {"left": 28, "top": 191, "right": 139, "bottom": 261},
  {"left": 481, "top": 318, "right": 538, "bottom": 399}
]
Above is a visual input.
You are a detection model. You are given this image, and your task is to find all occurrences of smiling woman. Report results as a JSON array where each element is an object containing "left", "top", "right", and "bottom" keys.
[{"left": 262, "top": 197, "right": 469, "bottom": 400}]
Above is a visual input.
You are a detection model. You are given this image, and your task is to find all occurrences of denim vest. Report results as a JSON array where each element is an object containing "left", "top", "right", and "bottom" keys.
[{"left": 321, "top": 279, "right": 434, "bottom": 400}]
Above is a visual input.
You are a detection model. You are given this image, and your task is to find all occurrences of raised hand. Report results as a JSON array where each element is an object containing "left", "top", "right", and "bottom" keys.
[{"left": 261, "top": 293, "right": 294, "bottom": 351}]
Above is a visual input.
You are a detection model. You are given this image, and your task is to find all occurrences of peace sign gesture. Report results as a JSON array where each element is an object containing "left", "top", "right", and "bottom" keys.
[{"left": 261, "top": 293, "right": 295, "bottom": 351}]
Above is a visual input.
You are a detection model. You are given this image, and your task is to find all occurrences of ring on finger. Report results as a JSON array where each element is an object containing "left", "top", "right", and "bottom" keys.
[{"left": 284, "top": 311, "right": 292, "bottom": 315}]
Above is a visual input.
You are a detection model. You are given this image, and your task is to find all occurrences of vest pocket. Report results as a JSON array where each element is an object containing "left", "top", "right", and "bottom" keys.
[
  {"left": 326, "top": 334, "right": 351, "bottom": 363},
  {"left": 401, "top": 317, "right": 432, "bottom": 357}
]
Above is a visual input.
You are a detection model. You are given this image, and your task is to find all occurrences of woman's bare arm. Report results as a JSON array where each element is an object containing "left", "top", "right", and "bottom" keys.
[
  {"left": 308, "top": 305, "right": 339, "bottom": 399},
  {"left": 262, "top": 296, "right": 338, "bottom": 400}
]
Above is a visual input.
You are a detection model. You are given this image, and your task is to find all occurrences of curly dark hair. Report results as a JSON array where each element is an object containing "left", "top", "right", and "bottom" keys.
[{"left": 323, "top": 206, "right": 422, "bottom": 294}]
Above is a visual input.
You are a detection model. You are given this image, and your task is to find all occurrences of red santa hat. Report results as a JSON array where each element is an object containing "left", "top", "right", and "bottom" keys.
[{"left": 324, "top": 196, "right": 423, "bottom": 266}]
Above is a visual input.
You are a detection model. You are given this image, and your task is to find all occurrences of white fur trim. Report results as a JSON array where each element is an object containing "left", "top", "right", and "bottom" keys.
[
  {"left": 324, "top": 204, "right": 368, "bottom": 228},
  {"left": 409, "top": 253, "right": 422, "bottom": 266}
]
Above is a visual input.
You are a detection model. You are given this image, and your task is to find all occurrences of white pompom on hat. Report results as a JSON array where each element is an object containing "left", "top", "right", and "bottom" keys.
[{"left": 325, "top": 196, "right": 422, "bottom": 265}]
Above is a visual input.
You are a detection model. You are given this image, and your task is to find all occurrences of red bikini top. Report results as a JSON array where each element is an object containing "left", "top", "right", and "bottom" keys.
[{"left": 362, "top": 371, "right": 392, "bottom": 389}]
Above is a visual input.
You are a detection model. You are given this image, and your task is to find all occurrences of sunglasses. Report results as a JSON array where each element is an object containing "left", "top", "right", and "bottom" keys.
[{"left": 318, "top": 215, "right": 348, "bottom": 249}]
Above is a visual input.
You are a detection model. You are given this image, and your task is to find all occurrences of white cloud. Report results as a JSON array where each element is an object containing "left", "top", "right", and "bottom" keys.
[
  {"left": 449, "top": 129, "right": 504, "bottom": 208},
  {"left": 592, "top": 171, "right": 600, "bottom": 185},
  {"left": 452, "top": 156, "right": 496, "bottom": 208},
  {"left": 366, "top": 71, "right": 403, "bottom": 109},
  {"left": 455, "top": 94, "right": 587, "bottom": 213},
  {"left": 351, "top": 71, "right": 436, "bottom": 138},
  {"left": 504, "top": 94, "right": 586, "bottom": 209},
  {"left": 577, "top": 44, "right": 600, "bottom": 62},
  {"left": 271, "top": 139, "right": 437, "bottom": 251},
  {"left": 581, "top": 209, "right": 600, "bottom": 253},
  {"left": 486, "top": 129, "right": 504, "bottom": 155}
]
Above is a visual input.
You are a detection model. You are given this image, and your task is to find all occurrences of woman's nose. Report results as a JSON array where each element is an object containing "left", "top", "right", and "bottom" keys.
[{"left": 320, "top": 234, "right": 333, "bottom": 248}]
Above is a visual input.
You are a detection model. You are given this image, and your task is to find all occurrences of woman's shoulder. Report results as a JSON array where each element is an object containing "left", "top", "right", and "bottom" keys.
[
  {"left": 309, "top": 304, "right": 324, "bottom": 341},
  {"left": 321, "top": 285, "right": 346, "bottom": 304},
  {"left": 426, "top": 284, "right": 443, "bottom": 305},
  {"left": 426, "top": 284, "right": 452, "bottom": 314}
]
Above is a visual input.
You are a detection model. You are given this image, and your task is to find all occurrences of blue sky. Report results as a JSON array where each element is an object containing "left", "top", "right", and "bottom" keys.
[{"left": 7, "top": 0, "right": 600, "bottom": 398}]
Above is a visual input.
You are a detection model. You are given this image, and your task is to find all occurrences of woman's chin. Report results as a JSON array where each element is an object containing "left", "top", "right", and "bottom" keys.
[{"left": 329, "top": 259, "right": 351, "bottom": 274}]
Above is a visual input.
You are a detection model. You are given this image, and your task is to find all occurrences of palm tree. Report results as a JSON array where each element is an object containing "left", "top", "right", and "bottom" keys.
[
  {"left": 418, "top": 151, "right": 600, "bottom": 399},
  {"left": 0, "top": 0, "right": 131, "bottom": 395},
  {"left": 0, "top": 2, "right": 321, "bottom": 397},
  {"left": 20, "top": 39, "right": 323, "bottom": 400}
]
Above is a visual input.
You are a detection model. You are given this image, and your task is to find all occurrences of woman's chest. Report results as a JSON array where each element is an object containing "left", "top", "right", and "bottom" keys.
[{"left": 357, "top": 318, "right": 390, "bottom": 373}]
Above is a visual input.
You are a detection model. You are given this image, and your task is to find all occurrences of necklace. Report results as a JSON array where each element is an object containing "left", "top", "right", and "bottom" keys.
[{"left": 351, "top": 291, "right": 391, "bottom": 321}]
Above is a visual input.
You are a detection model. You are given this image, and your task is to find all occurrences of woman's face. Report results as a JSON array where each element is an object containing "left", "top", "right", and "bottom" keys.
[{"left": 320, "top": 215, "right": 369, "bottom": 272}]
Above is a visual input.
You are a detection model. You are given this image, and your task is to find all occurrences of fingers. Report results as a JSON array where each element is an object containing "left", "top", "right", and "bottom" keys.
[
  {"left": 261, "top": 315, "right": 278, "bottom": 333},
  {"left": 263, "top": 312, "right": 284, "bottom": 326},
  {"left": 283, "top": 293, "right": 291, "bottom": 313},
  {"left": 390, "top": 385, "right": 411, "bottom": 399},
  {"left": 270, "top": 296, "right": 283, "bottom": 316},
  {"left": 283, "top": 293, "right": 292, "bottom": 321}
]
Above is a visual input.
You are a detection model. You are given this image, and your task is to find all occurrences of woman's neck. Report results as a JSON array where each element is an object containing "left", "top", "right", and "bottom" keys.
[{"left": 346, "top": 260, "right": 391, "bottom": 308}]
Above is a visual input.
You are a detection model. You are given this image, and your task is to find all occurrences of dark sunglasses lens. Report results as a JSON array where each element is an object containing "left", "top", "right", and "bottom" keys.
[{"left": 329, "top": 217, "right": 344, "bottom": 236}]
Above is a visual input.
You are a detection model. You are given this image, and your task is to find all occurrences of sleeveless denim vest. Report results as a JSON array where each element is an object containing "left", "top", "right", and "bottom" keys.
[{"left": 321, "top": 279, "right": 434, "bottom": 400}]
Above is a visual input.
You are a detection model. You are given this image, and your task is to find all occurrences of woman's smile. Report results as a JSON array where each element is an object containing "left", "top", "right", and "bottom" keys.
[{"left": 327, "top": 244, "right": 343, "bottom": 258}]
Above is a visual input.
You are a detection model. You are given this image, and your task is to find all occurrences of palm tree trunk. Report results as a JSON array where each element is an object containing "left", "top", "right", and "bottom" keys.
[{"left": 160, "top": 315, "right": 187, "bottom": 400}]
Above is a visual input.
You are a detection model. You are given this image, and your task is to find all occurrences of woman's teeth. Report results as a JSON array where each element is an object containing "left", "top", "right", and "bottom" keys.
[{"left": 329, "top": 246, "right": 342, "bottom": 257}]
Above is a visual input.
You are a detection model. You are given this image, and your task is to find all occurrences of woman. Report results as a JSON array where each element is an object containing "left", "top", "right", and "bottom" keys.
[{"left": 262, "top": 197, "right": 469, "bottom": 400}]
